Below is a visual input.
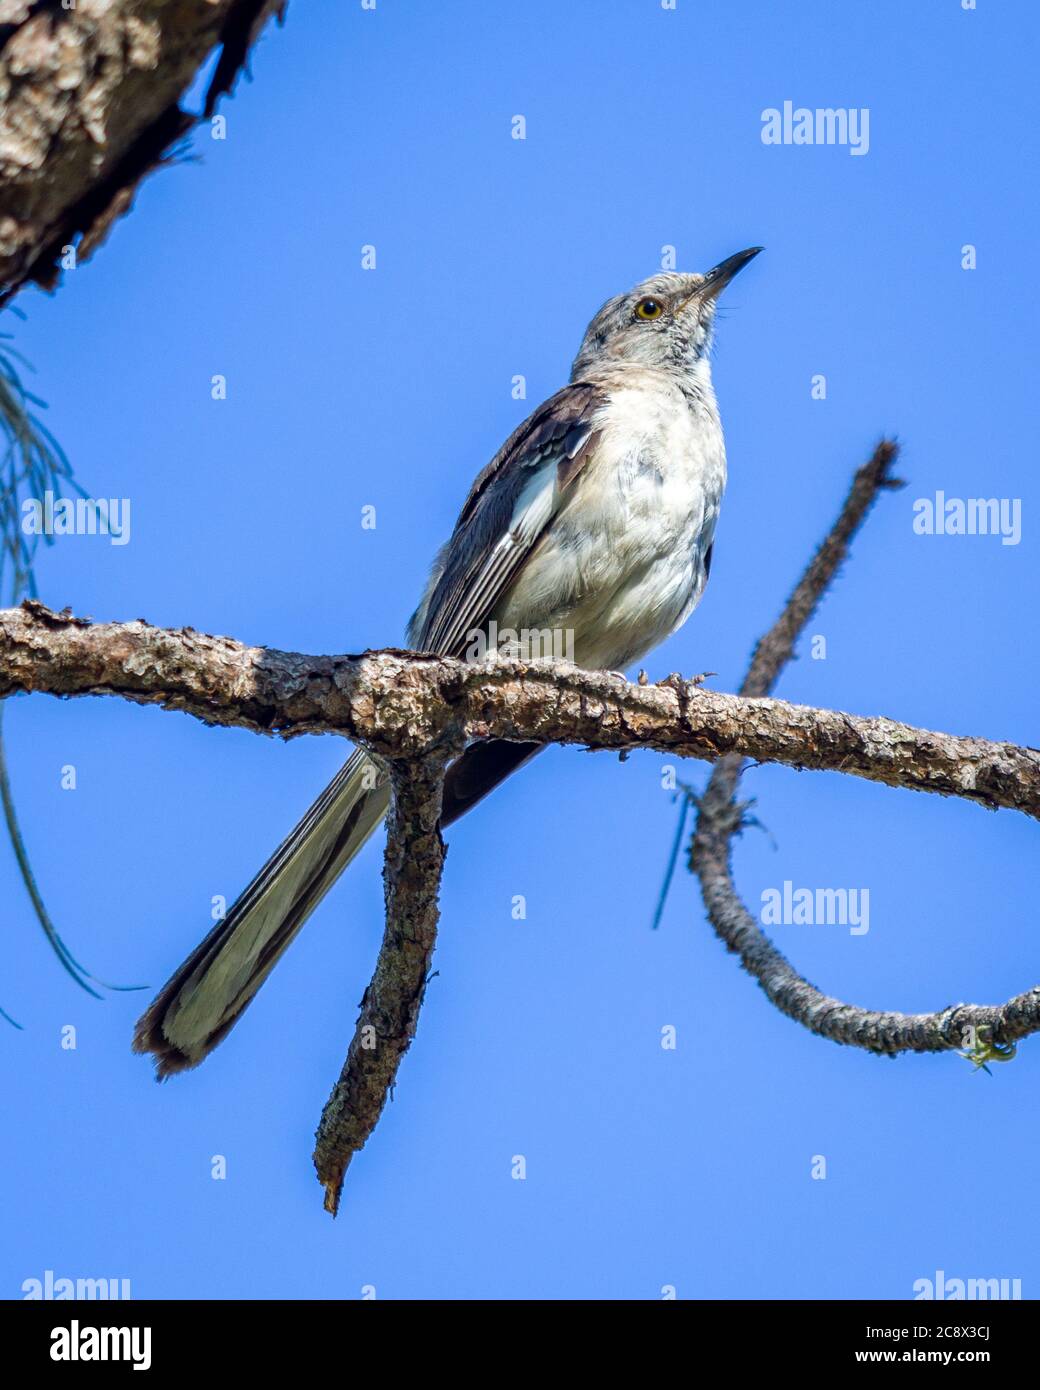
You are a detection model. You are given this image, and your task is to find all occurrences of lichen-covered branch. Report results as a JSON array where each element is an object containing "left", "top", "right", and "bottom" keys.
[
  {"left": 313, "top": 755, "right": 447, "bottom": 1217},
  {"left": 689, "top": 441, "right": 1040, "bottom": 1056},
  {"left": 1, "top": 443, "right": 1037, "bottom": 1200},
  {"left": 1, "top": 600, "right": 1038, "bottom": 819},
  {"left": 0, "top": 0, "right": 285, "bottom": 302}
]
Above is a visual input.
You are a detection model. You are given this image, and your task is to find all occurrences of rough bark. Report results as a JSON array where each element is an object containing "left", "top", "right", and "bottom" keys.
[
  {"left": 0, "top": 0, "right": 285, "bottom": 302},
  {"left": 313, "top": 756, "right": 447, "bottom": 1217},
  {"left": 1, "top": 600, "right": 1038, "bottom": 819}
]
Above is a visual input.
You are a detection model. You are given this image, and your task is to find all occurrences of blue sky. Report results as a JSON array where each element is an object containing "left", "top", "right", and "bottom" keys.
[{"left": 2, "top": 0, "right": 1037, "bottom": 1299}]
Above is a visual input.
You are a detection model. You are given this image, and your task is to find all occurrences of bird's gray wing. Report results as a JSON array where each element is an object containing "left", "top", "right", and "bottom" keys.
[{"left": 410, "top": 381, "right": 606, "bottom": 658}]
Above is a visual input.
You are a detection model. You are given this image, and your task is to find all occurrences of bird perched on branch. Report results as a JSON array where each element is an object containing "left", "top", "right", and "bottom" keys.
[{"left": 134, "top": 248, "right": 762, "bottom": 1076}]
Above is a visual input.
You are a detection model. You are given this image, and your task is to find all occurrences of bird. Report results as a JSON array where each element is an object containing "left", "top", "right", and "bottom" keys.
[{"left": 133, "top": 248, "right": 761, "bottom": 1077}]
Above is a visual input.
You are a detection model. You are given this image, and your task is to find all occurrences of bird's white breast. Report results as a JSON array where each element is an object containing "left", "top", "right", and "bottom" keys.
[{"left": 496, "top": 370, "right": 727, "bottom": 671}]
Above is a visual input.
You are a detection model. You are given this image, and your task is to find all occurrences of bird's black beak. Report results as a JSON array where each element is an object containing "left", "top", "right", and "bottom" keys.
[{"left": 697, "top": 246, "right": 763, "bottom": 302}]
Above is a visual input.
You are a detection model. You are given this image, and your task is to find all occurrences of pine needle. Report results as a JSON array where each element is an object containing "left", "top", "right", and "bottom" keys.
[{"left": 0, "top": 331, "right": 144, "bottom": 1021}]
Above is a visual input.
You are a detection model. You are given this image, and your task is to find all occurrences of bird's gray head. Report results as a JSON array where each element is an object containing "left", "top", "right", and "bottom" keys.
[{"left": 570, "top": 248, "right": 761, "bottom": 381}]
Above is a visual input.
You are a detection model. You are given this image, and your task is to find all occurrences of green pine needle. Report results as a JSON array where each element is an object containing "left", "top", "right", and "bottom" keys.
[{"left": 0, "top": 330, "right": 145, "bottom": 1022}]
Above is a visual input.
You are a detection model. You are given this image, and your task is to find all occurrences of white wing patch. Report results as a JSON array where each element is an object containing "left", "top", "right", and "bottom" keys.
[{"left": 428, "top": 460, "right": 557, "bottom": 656}]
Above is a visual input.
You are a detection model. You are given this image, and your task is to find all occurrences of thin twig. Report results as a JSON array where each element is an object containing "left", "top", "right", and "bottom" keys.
[
  {"left": 689, "top": 440, "right": 1040, "bottom": 1055},
  {"left": 651, "top": 789, "right": 692, "bottom": 930}
]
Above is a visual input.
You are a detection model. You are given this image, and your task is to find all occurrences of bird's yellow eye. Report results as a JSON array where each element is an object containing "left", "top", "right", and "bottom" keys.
[{"left": 635, "top": 297, "right": 664, "bottom": 320}]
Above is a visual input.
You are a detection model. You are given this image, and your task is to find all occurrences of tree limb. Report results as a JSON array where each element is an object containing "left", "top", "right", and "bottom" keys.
[
  {"left": 0, "top": 0, "right": 285, "bottom": 303},
  {"left": 1, "top": 600, "right": 1037, "bottom": 819},
  {"left": 313, "top": 755, "right": 448, "bottom": 1217},
  {"left": 1, "top": 443, "right": 1036, "bottom": 1199},
  {"left": 689, "top": 441, "right": 1040, "bottom": 1056}
]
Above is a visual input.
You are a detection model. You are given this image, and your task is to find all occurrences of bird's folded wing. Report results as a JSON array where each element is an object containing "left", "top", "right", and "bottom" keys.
[{"left": 415, "top": 381, "right": 606, "bottom": 658}]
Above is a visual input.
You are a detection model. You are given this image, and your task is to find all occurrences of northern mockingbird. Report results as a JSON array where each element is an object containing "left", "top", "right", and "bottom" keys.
[{"left": 134, "top": 249, "right": 761, "bottom": 1076}]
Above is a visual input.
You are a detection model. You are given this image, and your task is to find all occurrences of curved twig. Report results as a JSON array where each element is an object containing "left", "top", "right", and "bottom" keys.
[{"left": 689, "top": 440, "right": 1040, "bottom": 1055}]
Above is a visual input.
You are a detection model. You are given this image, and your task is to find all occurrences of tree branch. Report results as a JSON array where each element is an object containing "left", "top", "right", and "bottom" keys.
[
  {"left": 689, "top": 441, "right": 1040, "bottom": 1056},
  {"left": 0, "top": 0, "right": 285, "bottom": 303},
  {"left": 1, "top": 442, "right": 1036, "bottom": 1200},
  {"left": 1, "top": 600, "right": 1037, "bottom": 819},
  {"left": 313, "top": 755, "right": 447, "bottom": 1217}
]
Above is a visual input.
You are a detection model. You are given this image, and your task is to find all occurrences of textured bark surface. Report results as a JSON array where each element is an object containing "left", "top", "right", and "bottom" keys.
[
  {"left": 0, "top": 0, "right": 284, "bottom": 301},
  {"left": 690, "top": 443, "right": 1040, "bottom": 1056},
  {"left": 313, "top": 757, "right": 447, "bottom": 1217},
  {"left": 1, "top": 599, "right": 1038, "bottom": 817}
]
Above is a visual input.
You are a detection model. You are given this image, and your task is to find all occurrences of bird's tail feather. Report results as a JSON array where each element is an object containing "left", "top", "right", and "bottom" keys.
[{"left": 132, "top": 749, "right": 390, "bottom": 1077}]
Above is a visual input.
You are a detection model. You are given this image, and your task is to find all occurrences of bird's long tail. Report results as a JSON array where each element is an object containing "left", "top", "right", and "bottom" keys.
[
  {"left": 134, "top": 737, "right": 542, "bottom": 1077},
  {"left": 132, "top": 749, "right": 390, "bottom": 1077}
]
